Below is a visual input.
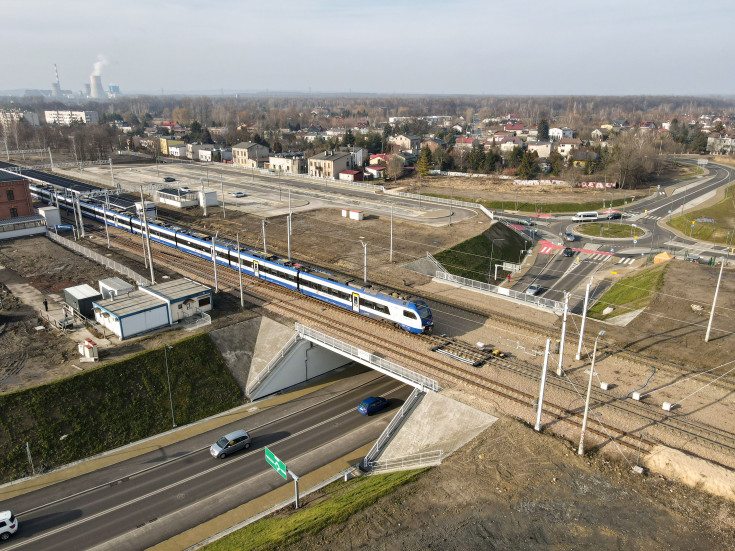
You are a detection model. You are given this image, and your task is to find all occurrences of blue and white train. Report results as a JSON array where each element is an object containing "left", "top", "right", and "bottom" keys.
[{"left": 30, "top": 183, "right": 434, "bottom": 334}]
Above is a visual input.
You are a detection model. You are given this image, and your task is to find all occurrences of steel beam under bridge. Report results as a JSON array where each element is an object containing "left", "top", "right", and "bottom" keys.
[{"left": 295, "top": 323, "right": 440, "bottom": 392}]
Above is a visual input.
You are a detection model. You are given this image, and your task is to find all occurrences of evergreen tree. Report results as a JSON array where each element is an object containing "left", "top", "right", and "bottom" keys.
[
  {"left": 342, "top": 129, "right": 356, "bottom": 147},
  {"left": 538, "top": 119, "right": 549, "bottom": 141},
  {"left": 507, "top": 146, "right": 523, "bottom": 168},
  {"left": 517, "top": 151, "right": 538, "bottom": 179},
  {"left": 416, "top": 146, "right": 432, "bottom": 176}
]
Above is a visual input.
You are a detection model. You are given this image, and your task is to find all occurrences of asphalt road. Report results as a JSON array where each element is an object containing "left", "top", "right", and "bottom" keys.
[{"left": 2, "top": 374, "right": 410, "bottom": 550}]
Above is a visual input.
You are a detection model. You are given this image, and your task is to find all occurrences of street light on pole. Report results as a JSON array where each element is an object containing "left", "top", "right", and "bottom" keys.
[
  {"left": 360, "top": 238, "right": 367, "bottom": 284},
  {"left": 578, "top": 330, "right": 605, "bottom": 456},
  {"left": 163, "top": 345, "right": 176, "bottom": 428}
]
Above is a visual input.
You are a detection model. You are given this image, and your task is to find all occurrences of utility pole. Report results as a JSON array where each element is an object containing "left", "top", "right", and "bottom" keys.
[
  {"left": 236, "top": 231, "right": 244, "bottom": 308},
  {"left": 48, "top": 147, "right": 54, "bottom": 170},
  {"left": 575, "top": 280, "right": 592, "bottom": 360},
  {"left": 211, "top": 234, "right": 219, "bottom": 293},
  {"left": 287, "top": 215, "right": 291, "bottom": 261},
  {"left": 201, "top": 178, "right": 206, "bottom": 217},
  {"left": 361, "top": 240, "right": 367, "bottom": 284},
  {"left": 557, "top": 292, "right": 569, "bottom": 376},
  {"left": 75, "top": 194, "right": 86, "bottom": 238},
  {"left": 109, "top": 158, "right": 118, "bottom": 193},
  {"left": 578, "top": 331, "right": 605, "bottom": 456},
  {"left": 139, "top": 187, "right": 155, "bottom": 284},
  {"left": 534, "top": 339, "right": 551, "bottom": 432},
  {"left": 103, "top": 203, "right": 110, "bottom": 248},
  {"left": 262, "top": 220, "right": 267, "bottom": 254},
  {"left": 221, "top": 180, "right": 226, "bottom": 218},
  {"left": 288, "top": 189, "right": 292, "bottom": 236},
  {"left": 705, "top": 259, "right": 726, "bottom": 342},
  {"left": 390, "top": 204, "right": 393, "bottom": 263}
]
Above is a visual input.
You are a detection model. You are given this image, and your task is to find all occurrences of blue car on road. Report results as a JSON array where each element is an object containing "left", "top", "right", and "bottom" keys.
[{"left": 358, "top": 396, "right": 389, "bottom": 415}]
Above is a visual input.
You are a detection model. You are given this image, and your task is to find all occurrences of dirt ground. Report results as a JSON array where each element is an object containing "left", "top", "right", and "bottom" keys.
[{"left": 284, "top": 417, "right": 734, "bottom": 551}]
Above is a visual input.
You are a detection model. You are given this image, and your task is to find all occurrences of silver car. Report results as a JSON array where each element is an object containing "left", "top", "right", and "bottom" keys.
[
  {"left": 210, "top": 429, "right": 251, "bottom": 459},
  {"left": 526, "top": 283, "right": 541, "bottom": 296}
]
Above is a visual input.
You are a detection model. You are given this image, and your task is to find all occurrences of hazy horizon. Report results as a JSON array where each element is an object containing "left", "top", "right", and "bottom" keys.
[{"left": 3, "top": 0, "right": 733, "bottom": 96}]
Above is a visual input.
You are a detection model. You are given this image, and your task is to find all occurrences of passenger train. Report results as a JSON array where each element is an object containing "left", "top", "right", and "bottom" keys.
[{"left": 28, "top": 182, "right": 434, "bottom": 334}]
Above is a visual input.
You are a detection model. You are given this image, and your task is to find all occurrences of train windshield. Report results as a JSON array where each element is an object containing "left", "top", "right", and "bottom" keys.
[{"left": 415, "top": 301, "right": 432, "bottom": 320}]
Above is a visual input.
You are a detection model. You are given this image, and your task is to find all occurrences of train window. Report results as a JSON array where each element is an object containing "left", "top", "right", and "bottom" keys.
[{"left": 403, "top": 310, "right": 417, "bottom": 320}]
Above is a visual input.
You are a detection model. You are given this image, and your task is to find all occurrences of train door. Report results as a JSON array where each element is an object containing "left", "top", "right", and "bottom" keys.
[
  {"left": 352, "top": 293, "right": 360, "bottom": 312},
  {"left": 253, "top": 260, "right": 260, "bottom": 278}
]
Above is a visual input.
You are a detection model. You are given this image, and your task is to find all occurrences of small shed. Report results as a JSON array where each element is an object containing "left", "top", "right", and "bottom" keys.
[
  {"left": 139, "top": 278, "right": 212, "bottom": 323},
  {"left": 99, "top": 277, "right": 135, "bottom": 299},
  {"left": 654, "top": 252, "right": 674, "bottom": 264},
  {"left": 38, "top": 206, "right": 61, "bottom": 228},
  {"left": 92, "top": 290, "right": 170, "bottom": 340},
  {"left": 63, "top": 284, "right": 102, "bottom": 318},
  {"left": 339, "top": 169, "right": 363, "bottom": 182}
]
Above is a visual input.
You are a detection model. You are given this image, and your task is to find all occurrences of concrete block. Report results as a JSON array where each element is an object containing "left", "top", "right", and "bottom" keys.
[
  {"left": 662, "top": 401, "right": 674, "bottom": 411},
  {"left": 632, "top": 391, "right": 644, "bottom": 401},
  {"left": 599, "top": 382, "right": 609, "bottom": 391}
]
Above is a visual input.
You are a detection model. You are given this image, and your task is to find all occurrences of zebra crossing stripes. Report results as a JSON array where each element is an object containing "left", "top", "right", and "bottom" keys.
[
  {"left": 639, "top": 214, "right": 662, "bottom": 220},
  {"left": 616, "top": 257, "right": 635, "bottom": 265},
  {"left": 581, "top": 252, "right": 610, "bottom": 261},
  {"left": 539, "top": 245, "right": 556, "bottom": 254}
]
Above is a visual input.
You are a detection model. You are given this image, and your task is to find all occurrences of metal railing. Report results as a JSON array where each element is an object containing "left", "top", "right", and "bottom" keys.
[
  {"left": 497, "top": 217, "right": 533, "bottom": 241},
  {"left": 295, "top": 323, "right": 440, "bottom": 392},
  {"left": 47, "top": 232, "right": 151, "bottom": 286},
  {"left": 385, "top": 189, "right": 480, "bottom": 209},
  {"left": 245, "top": 332, "right": 302, "bottom": 395},
  {"left": 367, "top": 450, "right": 443, "bottom": 472},
  {"left": 425, "top": 251, "right": 449, "bottom": 274},
  {"left": 363, "top": 387, "right": 424, "bottom": 468},
  {"left": 434, "top": 270, "right": 563, "bottom": 313}
]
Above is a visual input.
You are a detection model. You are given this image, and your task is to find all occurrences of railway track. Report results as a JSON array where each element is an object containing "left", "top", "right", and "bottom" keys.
[{"left": 90, "top": 227, "right": 662, "bottom": 454}]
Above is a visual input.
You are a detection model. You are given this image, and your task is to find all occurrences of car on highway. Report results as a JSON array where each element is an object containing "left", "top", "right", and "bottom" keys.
[
  {"left": 231, "top": 191, "right": 246, "bottom": 198},
  {"left": 163, "top": 177, "right": 176, "bottom": 182},
  {"left": 518, "top": 219, "right": 535, "bottom": 226},
  {"left": 562, "top": 247, "right": 575, "bottom": 257},
  {"left": 525, "top": 283, "right": 541, "bottom": 296},
  {"left": 0, "top": 511, "right": 18, "bottom": 541},
  {"left": 605, "top": 212, "right": 622, "bottom": 220},
  {"left": 180, "top": 186, "right": 192, "bottom": 193},
  {"left": 357, "top": 396, "right": 389, "bottom": 416},
  {"left": 210, "top": 429, "right": 251, "bottom": 459},
  {"left": 563, "top": 232, "right": 576, "bottom": 242}
]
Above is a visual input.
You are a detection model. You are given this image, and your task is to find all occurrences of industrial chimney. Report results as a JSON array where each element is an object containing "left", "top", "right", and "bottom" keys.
[
  {"left": 90, "top": 75, "right": 104, "bottom": 99},
  {"left": 51, "top": 64, "right": 61, "bottom": 97}
]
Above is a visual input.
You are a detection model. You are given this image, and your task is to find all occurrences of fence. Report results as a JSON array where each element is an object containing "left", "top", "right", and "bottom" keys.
[
  {"left": 246, "top": 332, "right": 302, "bottom": 395},
  {"left": 434, "top": 270, "right": 563, "bottom": 313},
  {"left": 425, "top": 252, "right": 449, "bottom": 274},
  {"left": 367, "top": 450, "right": 443, "bottom": 472},
  {"left": 295, "top": 323, "right": 440, "bottom": 392},
  {"left": 47, "top": 231, "right": 151, "bottom": 286},
  {"left": 363, "top": 387, "right": 424, "bottom": 468}
]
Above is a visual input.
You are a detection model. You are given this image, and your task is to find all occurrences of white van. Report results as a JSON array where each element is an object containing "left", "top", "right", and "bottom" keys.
[{"left": 572, "top": 211, "right": 599, "bottom": 222}]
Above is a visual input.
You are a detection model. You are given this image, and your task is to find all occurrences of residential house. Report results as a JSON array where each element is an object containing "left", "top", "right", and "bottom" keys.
[
  {"left": 487, "top": 131, "right": 513, "bottom": 144},
  {"left": 186, "top": 143, "right": 214, "bottom": 160},
  {"left": 455, "top": 137, "right": 479, "bottom": 150},
  {"left": 505, "top": 123, "right": 524, "bottom": 133},
  {"left": 549, "top": 127, "right": 574, "bottom": 141},
  {"left": 528, "top": 141, "right": 552, "bottom": 158},
  {"left": 339, "top": 170, "right": 363, "bottom": 182},
  {"left": 308, "top": 150, "right": 354, "bottom": 179},
  {"left": 232, "top": 142, "right": 271, "bottom": 169},
  {"left": 44, "top": 110, "right": 98, "bottom": 125},
  {"left": 159, "top": 137, "right": 184, "bottom": 156},
  {"left": 638, "top": 121, "right": 657, "bottom": 131},
  {"left": 572, "top": 150, "right": 601, "bottom": 168},
  {"left": 591, "top": 128, "right": 609, "bottom": 141},
  {"left": 556, "top": 138, "right": 582, "bottom": 157},
  {"left": 199, "top": 149, "right": 222, "bottom": 162},
  {"left": 500, "top": 136, "right": 524, "bottom": 153},
  {"left": 369, "top": 153, "right": 391, "bottom": 165},
  {"left": 168, "top": 145, "right": 187, "bottom": 158},
  {"left": 0, "top": 109, "right": 39, "bottom": 128},
  {"left": 269, "top": 152, "right": 307, "bottom": 174},
  {"left": 389, "top": 134, "right": 421, "bottom": 150},
  {"left": 364, "top": 165, "right": 386, "bottom": 179},
  {"left": 338, "top": 146, "right": 369, "bottom": 167},
  {"left": 707, "top": 133, "right": 735, "bottom": 154},
  {"left": 421, "top": 138, "right": 447, "bottom": 153},
  {"left": 612, "top": 119, "right": 630, "bottom": 128}
]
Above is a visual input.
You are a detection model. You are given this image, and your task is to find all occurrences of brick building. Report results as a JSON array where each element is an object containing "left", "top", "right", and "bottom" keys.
[{"left": 0, "top": 173, "right": 33, "bottom": 219}]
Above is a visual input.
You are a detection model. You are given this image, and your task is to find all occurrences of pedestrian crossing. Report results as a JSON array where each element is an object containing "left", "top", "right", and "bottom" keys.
[
  {"left": 616, "top": 257, "right": 635, "bottom": 265},
  {"left": 581, "top": 252, "right": 613, "bottom": 261},
  {"left": 539, "top": 245, "right": 555, "bottom": 254},
  {"left": 637, "top": 214, "right": 662, "bottom": 220}
]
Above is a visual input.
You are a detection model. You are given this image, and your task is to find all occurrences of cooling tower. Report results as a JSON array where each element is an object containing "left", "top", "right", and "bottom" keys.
[{"left": 90, "top": 75, "right": 104, "bottom": 99}]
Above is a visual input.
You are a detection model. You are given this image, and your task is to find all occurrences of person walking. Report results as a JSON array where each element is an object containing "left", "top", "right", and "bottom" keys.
[{"left": 43, "top": 298, "right": 48, "bottom": 312}]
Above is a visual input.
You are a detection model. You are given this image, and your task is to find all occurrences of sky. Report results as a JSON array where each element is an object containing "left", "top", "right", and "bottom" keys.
[{"left": 2, "top": 0, "right": 734, "bottom": 96}]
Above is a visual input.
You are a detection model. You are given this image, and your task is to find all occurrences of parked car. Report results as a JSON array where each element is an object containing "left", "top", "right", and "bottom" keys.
[
  {"left": 563, "top": 232, "right": 576, "bottom": 242},
  {"left": 0, "top": 511, "right": 18, "bottom": 541},
  {"left": 526, "top": 283, "right": 541, "bottom": 296},
  {"left": 210, "top": 429, "right": 251, "bottom": 459},
  {"left": 231, "top": 191, "right": 246, "bottom": 198},
  {"left": 563, "top": 247, "right": 575, "bottom": 257},
  {"left": 180, "top": 186, "right": 192, "bottom": 193},
  {"left": 163, "top": 177, "right": 176, "bottom": 182},
  {"left": 357, "top": 396, "right": 389, "bottom": 416}
]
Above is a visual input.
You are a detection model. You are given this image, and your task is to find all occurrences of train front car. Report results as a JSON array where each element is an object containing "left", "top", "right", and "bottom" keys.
[{"left": 411, "top": 299, "right": 434, "bottom": 334}]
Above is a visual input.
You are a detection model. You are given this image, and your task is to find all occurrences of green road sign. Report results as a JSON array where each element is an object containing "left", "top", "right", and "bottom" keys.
[{"left": 264, "top": 446, "right": 288, "bottom": 480}]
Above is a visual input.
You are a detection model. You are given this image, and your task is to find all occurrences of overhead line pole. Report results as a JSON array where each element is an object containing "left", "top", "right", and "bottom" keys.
[{"left": 139, "top": 187, "right": 155, "bottom": 284}]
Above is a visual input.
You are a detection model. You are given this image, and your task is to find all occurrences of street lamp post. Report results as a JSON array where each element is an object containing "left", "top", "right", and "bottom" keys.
[
  {"left": 578, "top": 330, "right": 605, "bottom": 456},
  {"left": 163, "top": 345, "right": 176, "bottom": 428},
  {"left": 360, "top": 239, "right": 367, "bottom": 284}
]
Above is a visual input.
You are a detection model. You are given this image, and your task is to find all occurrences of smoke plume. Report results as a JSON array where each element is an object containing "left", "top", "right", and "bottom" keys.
[{"left": 92, "top": 54, "right": 108, "bottom": 76}]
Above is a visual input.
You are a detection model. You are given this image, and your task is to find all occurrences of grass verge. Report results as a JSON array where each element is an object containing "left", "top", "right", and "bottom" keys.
[
  {"left": 589, "top": 263, "right": 666, "bottom": 320},
  {"left": 576, "top": 222, "right": 640, "bottom": 239},
  {"left": 0, "top": 333, "right": 243, "bottom": 482},
  {"left": 424, "top": 193, "right": 628, "bottom": 214},
  {"left": 205, "top": 469, "right": 427, "bottom": 551},
  {"left": 434, "top": 225, "right": 527, "bottom": 280},
  {"left": 666, "top": 183, "right": 735, "bottom": 243}
]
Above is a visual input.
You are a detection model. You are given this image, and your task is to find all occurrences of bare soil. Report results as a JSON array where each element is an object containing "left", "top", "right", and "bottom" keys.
[{"left": 285, "top": 418, "right": 734, "bottom": 551}]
